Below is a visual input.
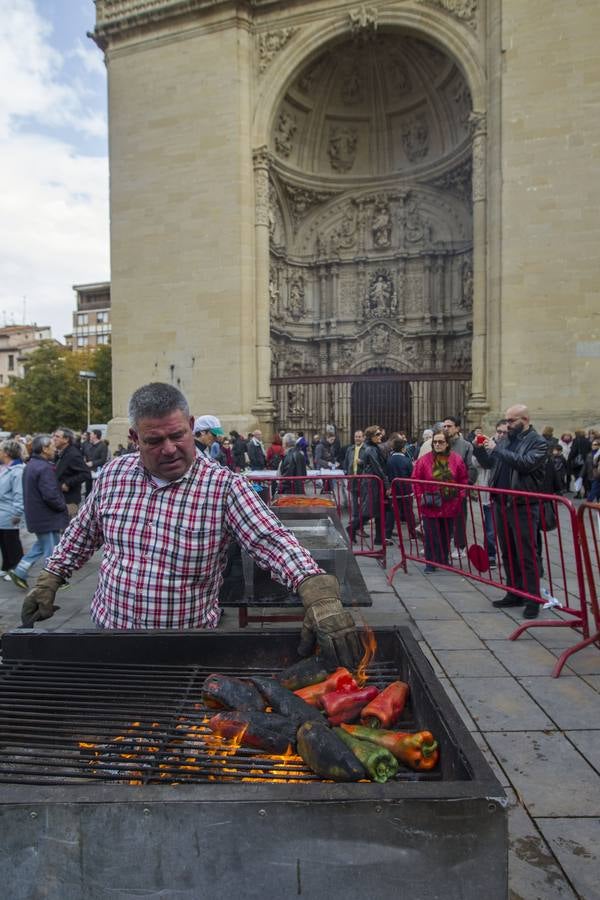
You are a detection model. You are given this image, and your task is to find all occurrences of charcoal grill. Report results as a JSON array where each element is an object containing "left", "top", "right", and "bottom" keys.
[{"left": 0, "top": 627, "right": 507, "bottom": 899}]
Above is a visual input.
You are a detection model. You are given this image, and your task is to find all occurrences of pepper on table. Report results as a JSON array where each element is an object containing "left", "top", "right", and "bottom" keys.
[
  {"left": 322, "top": 685, "right": 379, "bottom": 725},
  {"left": 340, "top": 724, "right": 439, "bottom": 771},
  {"left": 334, "top": 728, "right": 398, "bottom": 783},
  {"left": 360, "top": 680, "right": 409, "bottom": 728},
  {"left": 294, "top": 667, "right": 357, "bottom": 707}
]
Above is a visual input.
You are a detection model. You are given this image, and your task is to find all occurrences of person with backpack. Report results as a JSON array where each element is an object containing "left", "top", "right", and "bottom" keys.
[{"left": 266, "top": 434, "right": 284, "bottom": 470}]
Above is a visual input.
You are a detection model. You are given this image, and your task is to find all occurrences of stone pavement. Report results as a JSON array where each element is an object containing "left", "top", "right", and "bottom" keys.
[{"left": 0, "top": 542, "right": 598, "bottom": 899}]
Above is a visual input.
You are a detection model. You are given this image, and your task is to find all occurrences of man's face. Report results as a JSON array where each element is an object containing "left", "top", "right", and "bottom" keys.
[
  {"left": 443, "top": 419, "right": 459, "bottom": 439},
  {"left": 505, "top": 408, "right": 528, "bottom": 438},
  {"left": 196, "top": 430, "right": 215, "bottom": 448},
  {"left": 52, "top": 431, "right": 68, "bottom": 452},
  {"left": 42, "top": 439, "right": 56, "bottom": 460},
  {"left": 130, "top": 410, "right": 197, "bottom": 481},
  {"left": 254, "top": 431, "right": 262, "bottom": 441},
  {"left": 496, "top": 423, "right": 508, "bottom": 439},
  {"left": 354, "top": 430, "right": 364, "bottom": 445}
]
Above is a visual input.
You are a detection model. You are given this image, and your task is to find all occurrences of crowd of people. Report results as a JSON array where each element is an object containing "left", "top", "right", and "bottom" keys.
[{"left": 1, "top": 405, "right": 598, "bottom": 630}]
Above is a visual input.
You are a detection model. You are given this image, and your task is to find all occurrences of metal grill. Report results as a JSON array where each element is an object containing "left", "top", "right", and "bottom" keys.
[{"left": 0, "top": 659, "right": 441, "bottom": 786}]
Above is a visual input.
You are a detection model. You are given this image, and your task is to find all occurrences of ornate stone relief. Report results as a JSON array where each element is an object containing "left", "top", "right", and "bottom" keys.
[
  {"left": 428, "top": 159, "right": 472, "bottom": 203},
  {"left": 287, "top": 386, "right": 305, "bottom": 418},
  {"left": 389, "top": 57, "right": 411, "bottom": 95},
  {"left": 399, "top": 195, "right": 432, "bottom": 245},
  {"left": 269, "top": 266, "right": 280, "bottom": 317},
  {"left": 460, "top": 260, "right": 473, "bottom": 309},
  {"left": 453, "top": 83, "right": 472, "bottom": 128},
  {"left": 341, "top": 69, "right": 365, "bottom": 106},
  {"left": 364, "top": 270, "right": 397, "bottom": 319},
  {"left": 450, "top": 337, "right": 471, "bottom": 371},
  {"left": 371, "top": 197, "right": 392, "bottom": 249},
  {"left": 253, "top": 147, "right": 270, "bottom": 228},
  {"left": 330, "top": 205, "right": 359, "bottom": 253},
  {"left": 257, "top": 29, "right": 298, "bottom": 74},
  {"left": 288, "top": 275, "right": 306, "bottom": 320},
  {"left": 415, "top": 0, "right": 478, "bottom": 28},
  {"left": 297, "top": 56, "right": 326, "bottom": 95},
  {"left": 401, "top": 115, "right": 429, "bottom": 163},
  {"left": 283, "top": 184, "right": 337, "bottom": 230},
  {"left": 469, "top": 111, "right": 487, "bottom": 202},
  {"left": 274, "top": 111, "right": 297, "bottom": 158},
  {"left": 370, "top": 324, "right": 390, "bottom": 354},
  {"left": 328, "top": 127, "right": 358, "bottom": 173},
  {"left": 338, "top": 342, "right": 356, "bottom": 371},
  {"left": 348, "top": 5, "right": 378, "bottom": 35}
]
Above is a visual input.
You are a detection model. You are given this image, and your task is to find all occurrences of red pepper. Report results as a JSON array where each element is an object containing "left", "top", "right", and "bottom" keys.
[
  {"left": 340, "top": 724, "right": 439, "bottom": 771},
  {"left": 360, "top": 681, "right": 409, "bottom": 728},
  {"left": 294, "top": 667, "right": 357, "bottom": 708},
  {"left": 322, "top": 685, "right": 379, "bottom": 726}
]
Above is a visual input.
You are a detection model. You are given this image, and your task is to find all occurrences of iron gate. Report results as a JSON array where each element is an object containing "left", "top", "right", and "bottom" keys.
[{"left": 272, "top": 370, "right": 471, "bottom": 442}]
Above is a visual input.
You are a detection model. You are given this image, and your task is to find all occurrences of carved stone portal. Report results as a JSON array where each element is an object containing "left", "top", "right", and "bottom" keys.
[
  {"left": 328, "top": 127, "right": 358, "bottom": 173},
  {"left": 364, "top": 270, "right": 397, "bottom": 319}
]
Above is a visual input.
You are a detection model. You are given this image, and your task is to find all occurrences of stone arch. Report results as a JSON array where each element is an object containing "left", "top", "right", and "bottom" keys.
[{"left": 257, "top": 11, "right": 487, "bottom": 436}]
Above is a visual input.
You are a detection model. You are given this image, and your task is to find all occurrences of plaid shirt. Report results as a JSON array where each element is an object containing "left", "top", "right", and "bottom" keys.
[{"left": 46, "top": 451, "right": 322, "bottom": 629}]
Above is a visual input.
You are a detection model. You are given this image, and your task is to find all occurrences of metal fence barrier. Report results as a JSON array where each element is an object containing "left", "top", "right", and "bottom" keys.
[
  {"left": 246, "top": 473, "right": 387, "bottom": 566},
  {"left": 388, "top": 478, "right": 591, "bottom": 677}
]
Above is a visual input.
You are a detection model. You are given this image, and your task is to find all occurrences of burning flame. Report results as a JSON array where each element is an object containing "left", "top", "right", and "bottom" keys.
[{"left": 355, "top": 625, "right": 377, "bottom": 686}]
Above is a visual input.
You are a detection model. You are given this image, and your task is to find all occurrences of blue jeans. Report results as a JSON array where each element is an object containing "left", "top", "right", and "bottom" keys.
[
  {"left": 12, "top": 532, "right": 60, "bottom": 580},
  {"left": 483, "top": 504, "right": 497, "bottom": 560}
]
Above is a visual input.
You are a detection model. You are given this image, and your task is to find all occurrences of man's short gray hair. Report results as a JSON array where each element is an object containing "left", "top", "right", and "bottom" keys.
[
  {"left": 1, "top": 439, "right": 22, "bottom": 460},
  {"left": 31, "top": 434, "right": 53, "bottom": 455},
  {"left": 282, "top": 432, "right": 296, "bottom": 449},
  {"left": 128, "top": 383, "right": 190, "bottom": 427}
]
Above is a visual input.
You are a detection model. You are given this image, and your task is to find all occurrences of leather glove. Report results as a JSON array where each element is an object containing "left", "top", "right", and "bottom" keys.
[
  {"left": 297, "top": 574, "right": 363, "bottom": 670},
  {"left": 21, "top": 570, "right": 64, "bottom": 627}
]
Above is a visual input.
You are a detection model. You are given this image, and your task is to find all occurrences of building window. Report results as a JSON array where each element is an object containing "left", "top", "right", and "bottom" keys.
[
  {"left": 77, "top": 336, "right": 89, "bottom": 348},
  {"left": 77, "top": 313, "right": 88, "bottom": 326},
  {"left": 97, "top": 334, "right": 111, "bottom": 345},
  {"left": 0, "top": 374, "right": 3, "bottom": 384},
  {"left": 96, "top": 311, "right": 109, "bottom": 324},
  {"left": 8, "top": 355, "right": 14, "bottom": 371}
]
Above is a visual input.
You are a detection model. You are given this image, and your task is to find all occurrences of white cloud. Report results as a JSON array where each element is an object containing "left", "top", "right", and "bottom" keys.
[{"left": 0, "top": 0, "right": 109, "bottom": 339}]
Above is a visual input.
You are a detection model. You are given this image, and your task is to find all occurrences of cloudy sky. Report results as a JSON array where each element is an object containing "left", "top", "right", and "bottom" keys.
[{"left": 0, "top": 0, "right": 109, "bottom": 342}]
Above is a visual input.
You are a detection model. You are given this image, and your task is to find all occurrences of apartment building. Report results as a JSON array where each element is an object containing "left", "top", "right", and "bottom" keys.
[
  {"left": 67, "top": 282, "right": 111, "bottom": 350},
  {"left": 0, "top": 325, "right": 54, "bottom": 385}
]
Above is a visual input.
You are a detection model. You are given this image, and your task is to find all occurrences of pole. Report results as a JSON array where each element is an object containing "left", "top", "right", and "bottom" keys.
[{"left": 87, "top": 378, "right": 91, "bottom": 430}]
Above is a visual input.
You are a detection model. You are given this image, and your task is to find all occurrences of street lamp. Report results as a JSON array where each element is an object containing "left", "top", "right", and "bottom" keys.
[{"left": 79, "top": 371, "right": 96, "bottom": 430}]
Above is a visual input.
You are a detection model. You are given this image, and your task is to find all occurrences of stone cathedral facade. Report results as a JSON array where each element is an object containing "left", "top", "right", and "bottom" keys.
[{"left": 92, "top": 0, "right": 599, "bottom": 442}]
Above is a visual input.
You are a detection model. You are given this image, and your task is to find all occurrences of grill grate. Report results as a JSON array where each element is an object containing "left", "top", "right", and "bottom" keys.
[{"left": 0, "top": 659, "right": 440, "bottom": 785}]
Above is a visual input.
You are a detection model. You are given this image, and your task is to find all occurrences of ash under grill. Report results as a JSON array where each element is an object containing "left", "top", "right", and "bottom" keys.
[{"left": 0, "top": 658, "right": 439, "bottom": 785}]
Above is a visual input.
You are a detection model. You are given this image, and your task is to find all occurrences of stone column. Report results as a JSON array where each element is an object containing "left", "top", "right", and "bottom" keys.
[
  {"left": 467, "top": 112, "right": 490, "bottom": 419},
  {"left": 252, "top": 146, "right": 275, "bottom": 422}
]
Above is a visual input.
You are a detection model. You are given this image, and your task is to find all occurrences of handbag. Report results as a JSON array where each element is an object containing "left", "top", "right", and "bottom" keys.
[{"left": 421, "top": 491, "right": 443, "bottom": 509}]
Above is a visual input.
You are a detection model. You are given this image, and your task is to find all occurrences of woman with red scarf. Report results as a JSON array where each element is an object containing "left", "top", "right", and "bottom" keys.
[{"left": 412, "top": 428, "right": 468, "bottom": 573}]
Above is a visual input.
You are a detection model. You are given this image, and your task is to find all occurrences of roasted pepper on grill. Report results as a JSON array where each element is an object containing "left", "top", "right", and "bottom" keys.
[
  {"left": 202, "top": 674, "right": 266, "bottom": 711},
  {"left": 334, "top": 727, "right": 399, "bottom": 783},
  {"left": 250, "top": 676, "right": 323, "bottom": 728},
  {"left": 340, "top": 724, "right": 439, "bottom": 771},
  {"left": 360, "top": 681, "right": 409, "bottom": 728},
  {"left": 277, "top": 656, "right": 332, "bottom": 691},
  {"left": 294, "top": 667, "right": 357, "bottom": 707},
  {"left": 296, "top": 720, "right": 365, "bottom": 782},
  {"left": 207, "top": 711, "right": 297, "bottom": 754},
  {"left": 321, "top": 685, "right": 379, "bottom": 726}
]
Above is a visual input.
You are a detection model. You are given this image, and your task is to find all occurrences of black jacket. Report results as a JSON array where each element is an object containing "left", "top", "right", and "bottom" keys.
[
  {"left": 89, "top": 440, "right": 108, "bottom": 471},
  {"left": 362, "top": 441, "right": 390, "bottom": 491},
  {"left": 55, "top": 444, "right": 91, "bottom": 504},
  {"left": 247, "top": 439, "right": 266, "bottom": 470},
  {"left": 279, "top": 447, "right": 307, "bottom": 494},
  {"left": 343, "top": 443, "right": 365, "bottom": 476},
  {"left": 473, "top": 427, "right": 547, "bottom": 495}
]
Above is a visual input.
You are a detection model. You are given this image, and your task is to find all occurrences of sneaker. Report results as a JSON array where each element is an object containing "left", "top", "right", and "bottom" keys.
[
  {"left": 488, "top": 559, "right": 497, "bottom": 569},
  {"left": 523, "top": 602, "right": 540, "bottom": 619},
  {"left": 424, "top": 564, "right": 437, "bottom": 574},
  {"left": 3, "top": 574, "right": 11, "bottom": 582},
  {"left": 451, "top": 548, "right": 465, "bottom": 560},
  {"left": 8, "top": 571, "right": 28, "bottom": 591},
  {"left": 492, "top": 593, "right": 523, "bottom": 608}
]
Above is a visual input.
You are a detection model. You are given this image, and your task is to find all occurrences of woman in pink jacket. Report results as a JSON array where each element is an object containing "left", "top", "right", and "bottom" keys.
[{"left": 412, "top": 428, "right": 469, "bottom": 573}]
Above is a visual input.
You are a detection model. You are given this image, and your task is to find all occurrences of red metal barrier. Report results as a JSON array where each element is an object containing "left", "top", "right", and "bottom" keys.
[
  {"left": 389, "top": 478, "right": 590, "bottom": 676},
  {"left": 246, "top": 473, "right": 387, "bottom": 566}
]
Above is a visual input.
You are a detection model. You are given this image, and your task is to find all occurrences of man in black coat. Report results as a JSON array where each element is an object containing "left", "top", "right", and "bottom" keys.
[
  {"left": 473, "top": 404, "right": 547, "bottom": 619},
  {"left": 53, "top": 427, "right": 91, "bottom": 518}
]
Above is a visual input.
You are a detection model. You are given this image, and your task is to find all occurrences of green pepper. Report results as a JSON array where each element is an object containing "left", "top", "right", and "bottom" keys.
[
  {"left": 340, "top": 724, "right": 439, "bottom": 771},
  {"left": 277, "top": 657, "right": 331, "bottom": 691},
  {"left": 334, "top": 728, "right": 399, "bottom": 783}
]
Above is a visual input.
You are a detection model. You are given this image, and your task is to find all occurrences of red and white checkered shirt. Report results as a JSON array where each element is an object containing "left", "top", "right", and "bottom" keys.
[{"left": 46, "top": 451, "right": 323, "bottom": 629}]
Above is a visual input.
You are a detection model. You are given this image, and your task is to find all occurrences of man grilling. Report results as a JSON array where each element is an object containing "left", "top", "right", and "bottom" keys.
[{"left": 20, "top": 384, "right": 361, "bottom": 669}]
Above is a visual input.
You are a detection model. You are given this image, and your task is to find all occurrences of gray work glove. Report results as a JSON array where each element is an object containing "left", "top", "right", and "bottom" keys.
[
  {"left": 21, "top": 570, "right": 64, "bottom": 627},
  {"left": 297, "top": 574, "right": 363, "bottom": 670}
]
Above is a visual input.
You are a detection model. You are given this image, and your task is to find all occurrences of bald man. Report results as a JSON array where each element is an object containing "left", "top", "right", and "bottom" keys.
[{"left": 473, "top": 404, "right": 548, "bottom": 619}]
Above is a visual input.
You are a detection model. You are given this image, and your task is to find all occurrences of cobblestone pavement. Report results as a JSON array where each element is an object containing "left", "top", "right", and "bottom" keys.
[{"left": 0, "top": 531, "right": 598, "bottom": 899}]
